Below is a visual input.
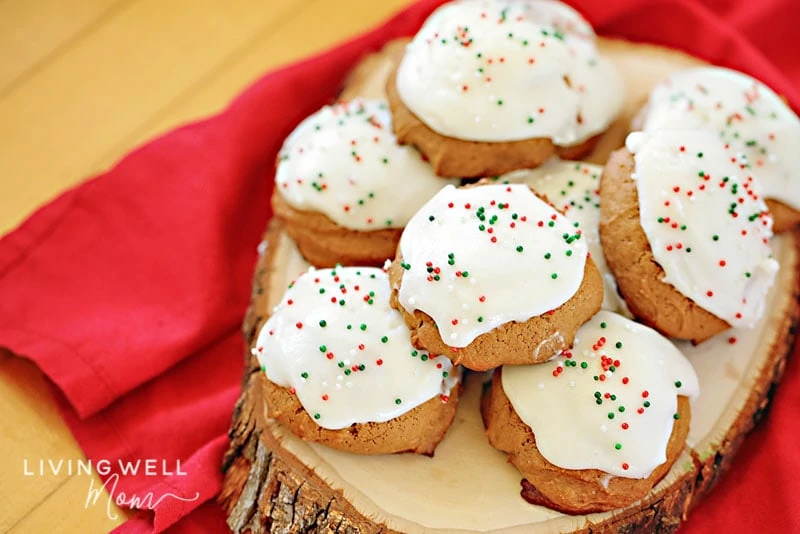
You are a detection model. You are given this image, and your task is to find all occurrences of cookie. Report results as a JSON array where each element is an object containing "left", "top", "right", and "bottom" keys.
[
  {"left": 599, "top": 131, "right": 778, "bottom": 343},
  {"left": 273, "top": 99, "right": 459, "bottom": 268},
  {"left": 254, "top": 266, "right": 460, "bottom": 455},
  {"left": 482, "top": 311, "right": 699, "bottom": 514},
  {"left": 634, "top": 66, "right": 800, "bottom": 232},
  {"left": 388, "top": 183, "right": 603, "bottom": 371},
  {"left": 388, "top": 0, "right": 624, "bottom": 178},
  {"left": 501, "top": 159, "right": 625, "bottom": 312}
]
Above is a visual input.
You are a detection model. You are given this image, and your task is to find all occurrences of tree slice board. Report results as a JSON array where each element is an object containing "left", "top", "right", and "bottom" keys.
[{"left": 220, "top": 37, "right": 800, "bottom": 533}]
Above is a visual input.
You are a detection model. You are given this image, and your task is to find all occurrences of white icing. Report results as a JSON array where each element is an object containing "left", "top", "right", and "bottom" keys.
[
  {"left": 255, "top": 267, "right": 457, "bottom": 430},
  {"left": 395, "top": 0, "right": 624, "bottom": 144},
  {"left": 637, "top": 67, "right": 800, "bottom": 210},
  {"left": 502, "top": 310, "right": 699, "bottom": 479},
  {"left": 627, "top": 130, "right": 779, "bottom": 327},
  {"left": 502, "top": 159, "right": 623, "bottom": 311},
  {"left": 275, "top": 99, "right": 458, "bottom": 230},
  {"left": 398, "top": 183, "right": 587, "bottom": 347}
]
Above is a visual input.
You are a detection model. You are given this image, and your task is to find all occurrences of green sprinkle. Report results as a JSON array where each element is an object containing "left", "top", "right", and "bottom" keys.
[
  {"left": 675, "top": 380, "right": 682, "bottom": 387},
  {"left": 581, "top": 362, "right": 588, "bottom": 369},
  {"left": 544, "top": 252, "right": 552, "bottom": 260},
  {"left": 615, "top": 443, "right": 622, "bottom": 450},
  {"left": 319, "top": 345, "right": 326, "bottom": 352},
  {"left": 395, "top": 398, "right": 402, "bottom": 405},
  {"left": 301, "top": 372, "right": 308, "bottom": 379},
  {"left": 360, "top": 323, "right": 367, "bottom": 331},
  {"left": 551, "top": 273, "right": 558, "bottom": 279},
  {"left": 516, "top": 245, "right": 524, "bottom": 252},
  {"left": 608, "top": 412, "right": 615, "bottom": 420},
  {"left": 618, "top": 406, "right": 625, "bottom": 413},
  {"left": 644, "top": 401, "right": 651, "bottom": 408},
  {"left": 616, "top": 342, "right": 622, "bottom": 349},
  {"left": 381, "top": 336, "right": 388, "bottom": 343},
  {"left": 674, "top": 413, "right": 681, "bottom": 420},
  {"left": 600, "top": 322, "right": 607, "bottom": 329},
  {"left": 319, "top": 320, "right": 327, "bottom": 327},
  {"left": 314, "top": 413, "right": 320, "bottom": 420}
]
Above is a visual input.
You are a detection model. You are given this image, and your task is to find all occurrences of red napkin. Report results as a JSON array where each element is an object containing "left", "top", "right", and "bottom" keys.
[{"left": 1, "top": 0, "right": 798, "bottom": 532}]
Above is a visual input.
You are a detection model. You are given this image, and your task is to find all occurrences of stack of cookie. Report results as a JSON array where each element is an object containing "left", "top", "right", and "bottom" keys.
[{"left": 252, "top": 0, "right": 797, "bottom": 515}]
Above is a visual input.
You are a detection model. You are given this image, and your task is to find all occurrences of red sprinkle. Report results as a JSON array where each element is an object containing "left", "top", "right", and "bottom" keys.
[{"left": 376, "top": 359, "right": 383, "bottom": 366}]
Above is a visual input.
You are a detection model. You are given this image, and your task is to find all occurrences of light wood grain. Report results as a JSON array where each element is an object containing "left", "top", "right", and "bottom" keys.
[
  {"left": 0, "top": 0, "right": 132, "bottom": 93},
  {"left": 0, "top": 0, "right": 415, "bottom": 532}
]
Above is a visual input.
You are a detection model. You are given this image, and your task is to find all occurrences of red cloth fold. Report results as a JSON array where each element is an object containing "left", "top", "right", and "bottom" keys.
[{"left": 1, "top": 0, "right": 798, "bottom": 532}]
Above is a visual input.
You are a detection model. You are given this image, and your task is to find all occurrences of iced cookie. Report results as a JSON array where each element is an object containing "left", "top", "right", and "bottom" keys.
[
  {"left": 388, "top": 183, "right": 603, "bottom": 370},
  {"left": 502, "top": 159, "right": 624, "bottom": 312},
  {"left": 482, "top": 311, "right": 699, "bottom": 514},
  {"left": 272, "top": 99, "right": 459, "bottom": 268},
  {"left": 387, "top": 0, "right": 624, "bottom": 178},
  {"left": 635, "top": 67, "right": 800, "bottom": 232},
  {"left": 254, "top": 266, "right": 459, "bottom": 455},
  {"left": 599, "top": 130, "right": 778, "bottom": 343}
]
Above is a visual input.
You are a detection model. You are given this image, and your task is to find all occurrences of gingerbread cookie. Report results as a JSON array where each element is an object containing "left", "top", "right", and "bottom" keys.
[
  {"left": 388, "top": 0, "right": 624, "bottom": 178},
  {"left": 388, "top": 183, "right": 603, "bottom": 370},
  {"left": 482, "top": 311, "right": 699, "bottom": 514},
  {"left": 273, "top": 99, "right": 459, "bottom": 268},
  {"left": 254, "top": 266, "right": 459, "bottom": 455},
  {"left": 502, "top": 159, "right": 624, "bottom": 312},
  {"left": 599, "top": 130, "right": 778, "bottom": 343},
  {"left": 635, "top": 67, "right": 800, "bottom": 232}
]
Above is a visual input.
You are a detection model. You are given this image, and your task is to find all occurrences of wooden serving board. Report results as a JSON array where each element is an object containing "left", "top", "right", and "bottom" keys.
[{"left": 219, "top": 38, "right": 800, "bottom": 533}]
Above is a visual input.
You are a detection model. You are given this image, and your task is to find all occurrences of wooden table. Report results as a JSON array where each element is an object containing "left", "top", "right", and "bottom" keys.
[{"left": 0, "top": 1, "right": 413, "bottom": 531}]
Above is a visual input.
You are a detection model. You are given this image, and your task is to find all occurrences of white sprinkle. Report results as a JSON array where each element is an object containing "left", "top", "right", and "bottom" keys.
[
  {"left": 346, "top": 381, "right": 353, "bottom": 388},
  {"left": 321, "top": 380, "right": 328, "bottom": 387},
  {"left": 537, "top": 383, "right": 545, "bottom": 390},
  {"left": 409, "top": 297, "right": 416, "bottom": 305},
  {"left": 344, "top": 359, "right": 351, "bottom": 365},
  {"left": 600, "top": 424, "right": 608, "bottom": 432},
  {"left": 450, "top": 333, "right": 458, "bottom": 340},
  {"left": 569, "top": 380, "right": 576, "bottom": 388}
]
